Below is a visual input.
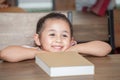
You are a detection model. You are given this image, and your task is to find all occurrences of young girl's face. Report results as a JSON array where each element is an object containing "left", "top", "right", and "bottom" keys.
[{"left": 38, "top": 19, "right": 73, "bottom": 52}]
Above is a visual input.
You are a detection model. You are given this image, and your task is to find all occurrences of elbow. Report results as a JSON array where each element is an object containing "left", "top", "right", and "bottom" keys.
[
  {"left": 97, "top": 44, "right": 112, "bottom": 57},
  {"left": 103, "top": 43, "right": 112, "bottom": 56}
]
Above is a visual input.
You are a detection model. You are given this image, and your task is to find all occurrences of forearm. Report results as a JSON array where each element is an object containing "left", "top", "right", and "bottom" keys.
[
  {"left": 66, "top": 41, "right": 112, "bottom": 56},
  {"left": 0, "top": 46, "right": 40, "bottom": 62}
]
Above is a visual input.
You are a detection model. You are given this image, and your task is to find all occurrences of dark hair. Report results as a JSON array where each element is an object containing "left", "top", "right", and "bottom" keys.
[{"left": 36, "top": 12, "right": 73, "bottom": 37}]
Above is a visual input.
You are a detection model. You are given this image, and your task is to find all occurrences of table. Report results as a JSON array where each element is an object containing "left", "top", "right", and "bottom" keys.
[
  {"left": 0, "top": 7, "right": 26, "bottom": 12},
  {"left": 0, "top": 54, "right": 120, "bottom": 80}
]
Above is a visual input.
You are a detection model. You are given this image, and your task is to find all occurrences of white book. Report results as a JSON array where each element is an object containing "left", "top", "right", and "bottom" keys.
[{"left": 35, "top": 52, "right": 94, "bottom": 77}]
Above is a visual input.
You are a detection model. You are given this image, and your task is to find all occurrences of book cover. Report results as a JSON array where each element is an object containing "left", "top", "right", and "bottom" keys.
[{"left": 35, "top": 52, "right": 94, "bottom": 77}]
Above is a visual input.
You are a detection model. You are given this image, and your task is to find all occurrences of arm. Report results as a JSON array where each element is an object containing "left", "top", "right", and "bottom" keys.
[
  {"left": 66, "top": 40, "right": 112, "bottom": 56},
  {"left": 0, "top": 45, "right": 44, "bottom": 62}
]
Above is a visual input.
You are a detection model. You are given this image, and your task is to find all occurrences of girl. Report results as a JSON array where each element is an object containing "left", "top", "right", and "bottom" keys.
[{"left": 0, "top": 12, "right": 112, "bottom": 62}]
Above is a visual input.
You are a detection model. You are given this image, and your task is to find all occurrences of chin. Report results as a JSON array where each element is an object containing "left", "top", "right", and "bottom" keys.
[
  {"left": 44, "top": 48, "right": 66, "bottom": 52},
  {"left": 50, "top": 49, "right": 65, "bottom": 52}
]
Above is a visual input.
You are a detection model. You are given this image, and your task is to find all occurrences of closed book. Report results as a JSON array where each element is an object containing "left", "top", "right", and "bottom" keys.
[{"left": 35, "top": 52, "right": 94, "bottom": 77}]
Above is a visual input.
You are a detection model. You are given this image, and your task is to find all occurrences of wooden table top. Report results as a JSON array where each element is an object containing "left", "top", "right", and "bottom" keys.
[
  {"left": 0, "top": 54, "right": 120, "bottom": 80},
  {"left": 0, "top": 7, "right": 26, "bottom": 12}
]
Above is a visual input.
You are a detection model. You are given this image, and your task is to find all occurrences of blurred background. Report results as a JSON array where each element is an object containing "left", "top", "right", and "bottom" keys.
[{"left": 0, "top": 0, "right": 120, "bottom": 53}]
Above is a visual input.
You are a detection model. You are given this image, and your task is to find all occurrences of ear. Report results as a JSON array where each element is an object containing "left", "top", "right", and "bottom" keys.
[
  {"left": 70, "top": 37, "right": 77, "bottom": 46},
  {"left": 34, "top": 34, "right": 41, "bottom": 46}
]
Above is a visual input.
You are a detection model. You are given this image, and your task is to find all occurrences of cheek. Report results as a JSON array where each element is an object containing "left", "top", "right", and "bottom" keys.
[
  {"left": 40, "top": 36, "right": 52, "bottom": 45},
  {"left": 64, "top": 39, "right": 72, "bottom": 46}
]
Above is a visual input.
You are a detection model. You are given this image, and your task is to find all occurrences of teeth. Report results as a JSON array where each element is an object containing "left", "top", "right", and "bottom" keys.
[
  {"left": 54, "top": 46, "right": 61, "bottom": 49},
  {"left": 52, "top": 46, "right": 63, "bottom": 49}
]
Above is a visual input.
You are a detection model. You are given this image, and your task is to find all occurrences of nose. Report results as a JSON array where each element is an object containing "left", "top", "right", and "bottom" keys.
[{"left": 55, "top": 36, "right": 62, "bottom": 43}]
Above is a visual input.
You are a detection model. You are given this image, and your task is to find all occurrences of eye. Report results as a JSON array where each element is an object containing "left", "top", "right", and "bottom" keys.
[
  {"left": 49, "top": 33, "right": 55, "bottom": 36},
  {"left": 62, "top": 34, "right": 68, "bottom": 37}
]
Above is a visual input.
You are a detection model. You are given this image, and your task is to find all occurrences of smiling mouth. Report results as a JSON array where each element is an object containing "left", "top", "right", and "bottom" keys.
[{"left": 51, "top": 45, "right": 63, "bottom": 50}]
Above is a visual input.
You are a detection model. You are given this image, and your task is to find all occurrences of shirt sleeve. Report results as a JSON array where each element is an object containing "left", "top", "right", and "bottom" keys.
[{"left": 22, "top": 45, "right": 41, "bottom": 50}]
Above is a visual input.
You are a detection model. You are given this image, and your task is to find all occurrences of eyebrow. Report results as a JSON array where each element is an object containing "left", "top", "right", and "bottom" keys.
[
  {"left": 48, "top": 29, "right": 55, "bottom": 32},
  {"left": 48, "top": 29, "right": 69, "bottom": 33}
]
